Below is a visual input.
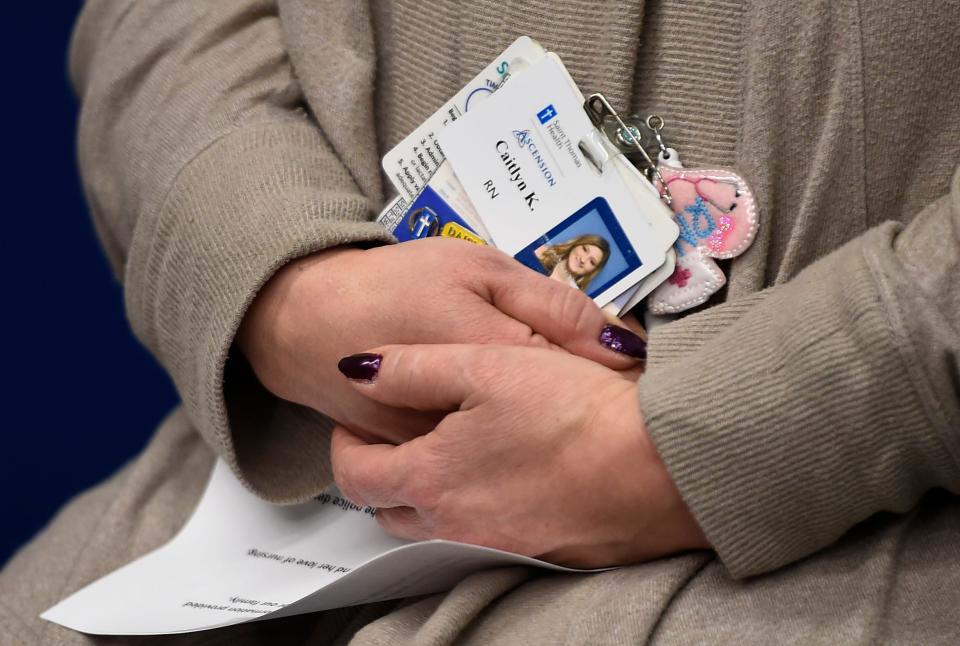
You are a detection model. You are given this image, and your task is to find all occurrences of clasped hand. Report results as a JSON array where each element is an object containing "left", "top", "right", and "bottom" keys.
[
  {"left": 240, "top": 239, "right": 706, "bottom": 567},
  {"left": 332, "top": 344, "right": 707, "bottom": 568}
]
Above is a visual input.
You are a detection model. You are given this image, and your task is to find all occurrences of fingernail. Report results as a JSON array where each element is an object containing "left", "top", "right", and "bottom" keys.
[
  {"left": 337, "top": 353, "right": 382, "bottom": 382},
  {"left": 599, "top": 324, "right": 647, "bottom": 360}
]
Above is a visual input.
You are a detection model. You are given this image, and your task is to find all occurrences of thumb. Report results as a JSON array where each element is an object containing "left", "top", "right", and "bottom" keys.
[
  {"left": 336, "top": 344, "right": 482, "bottom": 411},
  {"left": 489, "top": 262, "right": 647, "bottom": 367}
]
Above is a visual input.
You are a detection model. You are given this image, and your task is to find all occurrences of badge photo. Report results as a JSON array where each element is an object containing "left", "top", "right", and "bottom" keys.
[{"left": 514, "top": 196, "right": 641, "bottom": 299}]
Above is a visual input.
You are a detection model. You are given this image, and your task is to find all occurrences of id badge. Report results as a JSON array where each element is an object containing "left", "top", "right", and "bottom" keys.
[
  {"left": 437, "top": 55, "right": 677, "bottom": 306},
  {"left": 381, "top": 37, "right": 547, "bottom": 201}
]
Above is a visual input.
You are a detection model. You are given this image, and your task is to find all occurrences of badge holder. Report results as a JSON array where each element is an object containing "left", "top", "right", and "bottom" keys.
[{"left": 378, "top": 36, "right": 756, "bottom": 317}]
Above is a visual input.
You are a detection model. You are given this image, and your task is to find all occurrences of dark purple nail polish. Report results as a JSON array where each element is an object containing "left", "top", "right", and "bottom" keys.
[
  {"left": 338, "top": 353, "right": 382, "bottom": 382},
  {"left": 599, "top": 324, "right": 647, "bottom": 360}
]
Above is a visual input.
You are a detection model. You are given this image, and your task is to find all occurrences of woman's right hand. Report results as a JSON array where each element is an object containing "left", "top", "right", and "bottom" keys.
[{"left": 237, "top": 237, "right": 646, "bottom": 444}]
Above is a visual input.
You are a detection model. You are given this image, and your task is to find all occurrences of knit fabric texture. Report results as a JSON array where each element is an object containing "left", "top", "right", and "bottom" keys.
[{"left": 2, "top": 0, "right": 958, "bottom": 643}]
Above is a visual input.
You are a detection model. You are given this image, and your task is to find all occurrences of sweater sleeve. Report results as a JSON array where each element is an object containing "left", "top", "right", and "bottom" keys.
[
  {"left": 69, "top": 1, "right": 394, "bottom": 502},
  {"left": 639, "top": 167, "right": 960, "bottom": 579}
]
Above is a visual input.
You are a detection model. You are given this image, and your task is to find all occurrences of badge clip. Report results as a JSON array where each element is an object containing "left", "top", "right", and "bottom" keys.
[{"left": 583, "top": 93, "right": 672, "bottom": 206}]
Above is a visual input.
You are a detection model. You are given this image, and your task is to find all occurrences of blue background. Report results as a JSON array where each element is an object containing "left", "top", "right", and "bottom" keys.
[{"left": 1, "top": 3, "right": 178, "bottom": 566}]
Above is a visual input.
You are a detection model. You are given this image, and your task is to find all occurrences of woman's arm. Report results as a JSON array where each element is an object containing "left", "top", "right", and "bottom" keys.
[
  {"left": 71, "top": 0, "right": 395, "bottom": 501},
  {"left": 69, "top": 0, "right": 643, "bottom": 503},
  {"left": 639, "top": 167, "right": 960, "bottom": 577},
  {"left": 327, "top": 169, "right": 959, "bottom": 573}
]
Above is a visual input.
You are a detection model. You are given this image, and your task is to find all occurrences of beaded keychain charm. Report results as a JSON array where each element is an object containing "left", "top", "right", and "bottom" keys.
[{"left": 641, "top": 116, "right": 758, "bottom": 314}]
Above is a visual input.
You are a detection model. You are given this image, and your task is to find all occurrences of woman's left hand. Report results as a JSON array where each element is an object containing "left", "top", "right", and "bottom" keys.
[{"left": 331, "top": 344, "right": 708, "bottom": 568}]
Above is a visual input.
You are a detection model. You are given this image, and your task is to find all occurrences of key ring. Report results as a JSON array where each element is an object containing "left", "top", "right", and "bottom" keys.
[
  {"left": 645, "top": 115, "right": 671, "bottom": 160},
  {"left": 584, "top": 93, "right": 672, "bottom": 206}
]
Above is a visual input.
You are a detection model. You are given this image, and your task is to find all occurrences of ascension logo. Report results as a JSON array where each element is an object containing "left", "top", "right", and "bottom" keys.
[{"left": 512, "top": 130, "right": 557, "bottom": 187}]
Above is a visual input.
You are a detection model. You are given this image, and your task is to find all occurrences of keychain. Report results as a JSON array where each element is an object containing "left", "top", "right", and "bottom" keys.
[
  {"left": 636, "top": 116, "right": 759, "bottom": 314},
  {"left": 592, "top": 103, "right": 758, "bottom": 314}
]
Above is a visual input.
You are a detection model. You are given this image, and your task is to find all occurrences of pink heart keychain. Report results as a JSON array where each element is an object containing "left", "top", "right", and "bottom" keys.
[
  {"left": 587, "top": 103, "right": 759, "bottom": 316},
  {"left": 647, "top": 147, "right": 758, "bottom": 314}
]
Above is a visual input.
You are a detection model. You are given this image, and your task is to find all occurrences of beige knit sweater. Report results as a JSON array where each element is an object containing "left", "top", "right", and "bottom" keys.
[{"left": 2, "top": 0, "right": 958, "bottom": 644}]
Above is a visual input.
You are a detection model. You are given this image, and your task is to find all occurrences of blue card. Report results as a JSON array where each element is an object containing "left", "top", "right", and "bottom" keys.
[{"left": 391, "top": 186, "right": 484, "bottom": 245}]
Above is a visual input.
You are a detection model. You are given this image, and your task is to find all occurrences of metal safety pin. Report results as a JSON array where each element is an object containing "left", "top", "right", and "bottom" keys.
[{"left": 584, "top": 93, "right": 672, "bottom": 206}]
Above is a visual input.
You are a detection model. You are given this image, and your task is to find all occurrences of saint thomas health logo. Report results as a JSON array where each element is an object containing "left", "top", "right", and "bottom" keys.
[{"left": 537, "top": 104, "right": 557, "bottom": 124}]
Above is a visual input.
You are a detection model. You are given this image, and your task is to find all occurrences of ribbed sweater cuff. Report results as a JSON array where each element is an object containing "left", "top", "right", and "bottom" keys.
[
  {"left": 638, "top": 226, "right": 952, "bottom": 578},
  {"left": 125, "top": 121, "right": 394, "bottom": 502},
  {"left": 645, "top": 290, "right": 771, "bottom": 368}
]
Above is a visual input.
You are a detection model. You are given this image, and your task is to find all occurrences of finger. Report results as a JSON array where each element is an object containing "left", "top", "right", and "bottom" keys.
[
  {"left": 337, "top": 344, "right": 481, "bottom": 411},
  {"left": 486, "top": 261, "right": 647, "bottom": 367},
  {"left": 617, "top": 364, "right": 646, "bottom": 381},
  {"left": 601, "top": 303, "right": 626, "bottom": 327},
  {"left": 618, "top": 312, "right": 648, "bottom": 341},
  {"left": 330, "top": 424, "right": 416, "bottom": 508},
  {"left": 376, "top": 506, "right": 431, "bottom": 542},
  {"left": 347, "top": 401, "right": 444, "bottom": 445}
]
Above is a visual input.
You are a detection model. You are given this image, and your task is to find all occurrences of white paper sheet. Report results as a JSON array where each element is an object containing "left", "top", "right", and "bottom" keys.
[{"left": 41, "top": 460, "right": 586, "bottom": 636}]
